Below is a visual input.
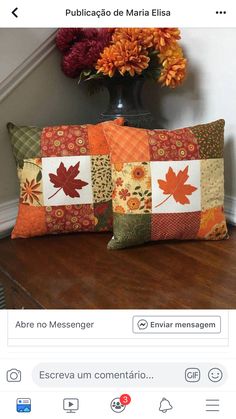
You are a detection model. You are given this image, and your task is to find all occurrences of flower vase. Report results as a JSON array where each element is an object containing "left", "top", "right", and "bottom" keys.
[{"left": 100, "top": 77, "right": 155, "bottom": 129}]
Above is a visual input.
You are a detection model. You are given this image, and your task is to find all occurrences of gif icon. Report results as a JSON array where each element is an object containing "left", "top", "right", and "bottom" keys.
[{"left": 185, "top": 368, "right": 201, "bottom": 383}]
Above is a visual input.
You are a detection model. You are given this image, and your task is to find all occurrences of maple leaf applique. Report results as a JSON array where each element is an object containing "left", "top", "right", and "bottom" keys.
[
  {"left": 156, "top": 165, "right": 197, "bottom": 208},
  {"left": 48, "top": 161, "right": 88, "bottom": 200}
]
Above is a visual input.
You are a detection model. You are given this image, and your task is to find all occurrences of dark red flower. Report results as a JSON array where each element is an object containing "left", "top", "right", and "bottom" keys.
[
  {"left": 62, "top": 39, "right": 108, "bottom": 77},
  {"left": 56, "top": 28, "right": 84, "bottom": 52},
  {"left": 82, "top": 28, "right": 99, "bottom": 39},
  {"left": 56, "top": 28, "right": 114, "bottom": 78}
]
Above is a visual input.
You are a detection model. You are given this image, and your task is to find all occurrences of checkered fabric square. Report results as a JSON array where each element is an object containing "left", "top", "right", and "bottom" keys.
[
  {"left": 103, "top": 120, "right": 228, "bottom": 249},
  {"left": 8, "top": 119, "right": 123, "bottom": 238}
]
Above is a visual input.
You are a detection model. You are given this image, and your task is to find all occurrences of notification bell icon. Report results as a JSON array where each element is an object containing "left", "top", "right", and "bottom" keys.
[{"left": 159, "top": 397, "right": 173, "bottom": 413}]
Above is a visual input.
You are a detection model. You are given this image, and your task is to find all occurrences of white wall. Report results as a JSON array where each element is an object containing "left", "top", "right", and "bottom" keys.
[
  {"left": 143, "top": 28, "right": 236, "bottom": 199},
  {"left": 0, "top": 28, "right": 236, "bottom": 232},
  {"left": 0, "top": 29, "right": 54, "bottom": 84}
]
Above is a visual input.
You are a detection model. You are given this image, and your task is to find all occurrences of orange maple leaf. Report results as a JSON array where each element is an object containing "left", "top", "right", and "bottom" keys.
[{"left": 156, "top": 166, "right": 197, "bottom": 207}]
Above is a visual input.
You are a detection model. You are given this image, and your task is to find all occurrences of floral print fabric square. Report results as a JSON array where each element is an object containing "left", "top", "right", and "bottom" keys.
[
  {"left": 8, "top": 119, "right": 123, "bottom": 238},
  {"left": 103, "top": 119, "right": 228, "bottom": 249}
]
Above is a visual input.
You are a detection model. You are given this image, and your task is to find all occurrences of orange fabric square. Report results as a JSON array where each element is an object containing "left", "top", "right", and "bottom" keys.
[
  {"left": 88, "top": 118, "right": 124, "bottom": 155},
  {"left": 197, "top": 206, "right": 228, "bottom": 239},
  {"left": 88, "top": 124, "right": 109, "bottom": 155},
  {"left": 103, "top": 125, "right": 150, "bottom": 163},
  {"left": 12, "top": 204, "right": 47, "bottom": 239}
]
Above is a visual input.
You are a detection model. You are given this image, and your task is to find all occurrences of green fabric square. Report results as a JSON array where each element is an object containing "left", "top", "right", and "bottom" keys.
[
  {"left": 7, "top": 123, "right": 42, "bottom": 161},
  {"left": 108, "top": 213, "right": 151, "bottom": 249}
]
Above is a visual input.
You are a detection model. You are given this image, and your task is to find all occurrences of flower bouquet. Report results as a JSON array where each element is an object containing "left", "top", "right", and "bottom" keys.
[
  {"left": 56, "top": 28, "right": 187, "bottom": 88},
  {"left": 56, "top": 28, "right": 187, "bottom": 127}
]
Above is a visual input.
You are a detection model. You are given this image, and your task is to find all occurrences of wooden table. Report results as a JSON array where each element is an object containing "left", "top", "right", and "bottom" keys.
[{"left": 0, "top": 227, "right": 236, "bottom": 309}]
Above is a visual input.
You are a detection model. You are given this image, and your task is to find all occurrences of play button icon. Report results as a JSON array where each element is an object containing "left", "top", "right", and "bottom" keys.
[{"left": 63, "top": 398, "right": 79, "bottom": 413}]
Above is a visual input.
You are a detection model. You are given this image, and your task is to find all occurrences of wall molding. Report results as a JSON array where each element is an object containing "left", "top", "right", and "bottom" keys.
[
  {"left": 0, "top": 199, "right": 18, "bottom": 238},
  {"left": 0, "top": 195, "right": 235, "bottom": 239},
  {"left": 0, "top": 31, "right": 57, "bottom": 103}
]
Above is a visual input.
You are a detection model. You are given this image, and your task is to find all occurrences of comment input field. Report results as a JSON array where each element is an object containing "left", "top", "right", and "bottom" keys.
[
  {"left": 32, "top": 362, "right": 226, "bottom": 387},
  {"left": 7, "top": 311, "right": 229, "bottom": 347}
]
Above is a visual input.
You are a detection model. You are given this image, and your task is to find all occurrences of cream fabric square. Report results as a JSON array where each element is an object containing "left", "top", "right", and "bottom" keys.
[
  {"left": 42, "top": 156, "right": 93, "bottom": 206},
  {"left": 201, "top": 158, "right": 224, "bottom": 211},
  {"left": 151, "top": 160, "right": 201, "bottom": 213}
]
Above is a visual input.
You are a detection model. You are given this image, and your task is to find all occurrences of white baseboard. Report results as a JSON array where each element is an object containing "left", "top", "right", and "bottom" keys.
[
  {"left": 224, "top": 195, "right": 236, "bottom": 226},
  {"left": 0, "top": 199, "right": 18, "bottom": 238},
  {"left": 0, "top": 195, "right": 235, "bottom": 239}
]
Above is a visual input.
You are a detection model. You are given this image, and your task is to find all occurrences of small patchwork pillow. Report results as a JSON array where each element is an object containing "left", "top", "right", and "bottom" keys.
[
  {"left": 8, "top": 118, "right": 123, "bottom": 238},
  {"left": 103, "top": 119, "right": 228, "bottom": 249}
]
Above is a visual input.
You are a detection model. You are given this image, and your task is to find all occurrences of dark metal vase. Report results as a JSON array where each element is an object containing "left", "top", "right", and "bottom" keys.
[{"left": 100, "top": 77, "right": 154, "bottom": 129}]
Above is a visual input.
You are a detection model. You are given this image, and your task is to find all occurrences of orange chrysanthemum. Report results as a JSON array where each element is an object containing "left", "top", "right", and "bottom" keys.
[
  {"left": 96, "top": 40, "right": 150, "bottom": 77},
  {"left": 113, "top": 28, "right": 154, "bottom": 50},
  {"left": 153, "top": 28, "right": 181, "bottom": 52},
  {"left": 159, "top": 57, "right": 187, "bottom": 88},
  {"left": 158, "top": 43, "right": 183, "bottom": 63}
]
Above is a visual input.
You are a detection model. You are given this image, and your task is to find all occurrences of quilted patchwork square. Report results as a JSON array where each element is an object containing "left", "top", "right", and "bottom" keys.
[
  {"left": 151, "top": 160, "right": 201, "bottom": 214},
  {"left": 103, "top": 120, "right": 228, "bottom": 249},
  {"left": 197, "top": 206, "right": 228, "bottom": 240},
  {"left": 91, "top": 155, "right": 112, "bottom": 203},
  {"left": 108, "top": 213, "right": 152, "bottom": 249},
  {"left": 104, "top": 124, "right": 150, "bottom": 163},
  {"left": 42, "top": 156, "right": 93, "bottom": 206},
  {"left": 151, "top": 212, "right": 201, "bottom": 241},
  {"left": 8, "top": 119, "right": 123, "bottom": 238},
  {"left": 18, "top": 158, "right": 43, "bottom": 206},
  {"left": 94, "top": 201, "right": 113, "bottom": 232},
  {"left": 7, "top": 123, "right": 41, "bottom": 160},
  {"left": 148, "top": 128, "right": 200, "bottom": 161},
  {"left": 41, "top": 125, "right": 89, "bottom": 157},
  {"left": 45, "top": 204, "right": 95, "bottom": 233},
  {"left": 201, "top": 159, "right": 224, "bottom": 211},
  {"left": 112, "top": 162, "right": 152, "bottom": 215}
]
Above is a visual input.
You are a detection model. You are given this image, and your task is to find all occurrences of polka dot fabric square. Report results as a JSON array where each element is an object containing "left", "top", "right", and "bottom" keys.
[
  {"left": 103, "top": 119, "right": 228, "bottom": 249},
  {"left": 7, "top": 119, "right": 123, "bottom": 238}
]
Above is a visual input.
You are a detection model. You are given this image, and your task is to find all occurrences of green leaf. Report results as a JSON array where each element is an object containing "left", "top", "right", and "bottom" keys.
[
  {"left": 36, "top": 170, "right": 42, "bottom": 182},
  {"left": 18, "top": 160, "right": 24, "bottom": 169},
  {"left": 135, "top": 186, "right": 141, "bottom": 190}
]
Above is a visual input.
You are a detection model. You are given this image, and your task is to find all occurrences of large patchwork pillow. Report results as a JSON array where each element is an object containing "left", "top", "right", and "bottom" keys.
[
  {"left": 103, "top": 119, "right": 228, "bottom": 249},
  {"left": 8, "top": 118, "right": 123, "bottom": 238}
]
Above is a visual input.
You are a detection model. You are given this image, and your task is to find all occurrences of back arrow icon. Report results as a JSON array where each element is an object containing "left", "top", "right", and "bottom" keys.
[{"left": 12, "top": 7, "right": 18, "bottom": 18}]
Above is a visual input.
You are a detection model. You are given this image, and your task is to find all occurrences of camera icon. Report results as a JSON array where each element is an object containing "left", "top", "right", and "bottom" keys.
[{"left": 6, "top": 369, "right": 21, "bottom": 382}]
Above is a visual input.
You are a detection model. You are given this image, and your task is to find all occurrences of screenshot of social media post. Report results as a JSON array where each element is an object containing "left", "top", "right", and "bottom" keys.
[{"left": 0, "top": 0, "right": 236, "bottom": 417}]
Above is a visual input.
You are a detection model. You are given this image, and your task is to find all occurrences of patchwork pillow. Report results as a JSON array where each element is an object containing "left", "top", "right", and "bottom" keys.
[
  {"left": 103, "top": 119, "right": 228, "bottom": 249},
  {"left": 8, "top": 118, "right": 123, "bottom": 238}
]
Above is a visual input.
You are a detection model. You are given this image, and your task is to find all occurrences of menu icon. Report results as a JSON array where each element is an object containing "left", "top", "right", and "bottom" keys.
[{"left": 205, "top": 399, "right": 220, "bottom": 412}]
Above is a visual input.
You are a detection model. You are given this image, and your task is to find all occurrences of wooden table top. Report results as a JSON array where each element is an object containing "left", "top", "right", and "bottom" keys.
[{"left": 0, "top": 227, "right": 236, "bottom": 309}]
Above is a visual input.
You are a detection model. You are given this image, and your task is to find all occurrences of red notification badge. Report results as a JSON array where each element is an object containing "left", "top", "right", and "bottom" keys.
[{"left": 120, "top": 394, "right": 131, "bottom": 405}]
